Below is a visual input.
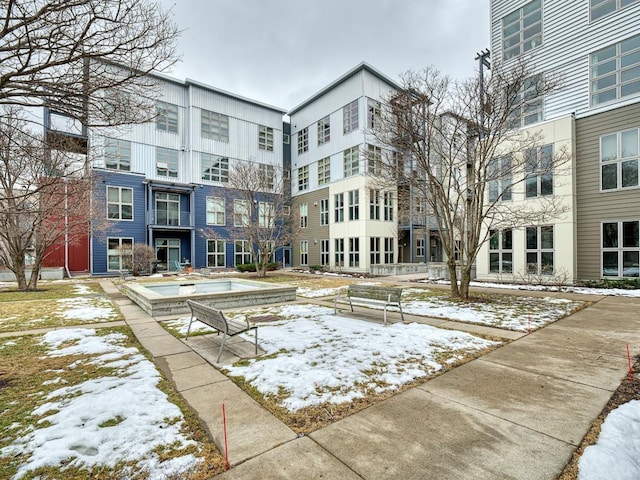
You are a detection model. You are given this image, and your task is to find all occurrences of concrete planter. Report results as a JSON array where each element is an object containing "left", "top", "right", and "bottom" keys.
[{"left": 0, "top": 267, "right": 64, "bottom": 282}]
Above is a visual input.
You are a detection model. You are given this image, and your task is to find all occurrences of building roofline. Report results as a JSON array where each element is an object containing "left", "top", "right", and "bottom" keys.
[{"left": 287, "top": 62, "right": 401, "bottom": 116}]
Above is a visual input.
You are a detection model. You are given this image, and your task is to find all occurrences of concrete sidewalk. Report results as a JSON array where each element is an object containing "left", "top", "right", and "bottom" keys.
[{"left": 101, "top": 280, "right": 640, "bottom": 479}]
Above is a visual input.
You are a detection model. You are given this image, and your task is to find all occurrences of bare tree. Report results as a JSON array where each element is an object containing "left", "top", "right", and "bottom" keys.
[{"left": 372, "top": 62, "right": 570, "bottom": 299}]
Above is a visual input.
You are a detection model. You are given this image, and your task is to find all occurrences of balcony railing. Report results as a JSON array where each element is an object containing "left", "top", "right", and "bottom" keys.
[{"left": 149, "top": 210, "right": 192, "bottom": 227}]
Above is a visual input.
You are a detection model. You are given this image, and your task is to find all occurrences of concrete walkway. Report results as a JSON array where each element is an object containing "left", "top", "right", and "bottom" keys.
[{"left": 100, "top": 279, "right": 640, "bottom": 480}]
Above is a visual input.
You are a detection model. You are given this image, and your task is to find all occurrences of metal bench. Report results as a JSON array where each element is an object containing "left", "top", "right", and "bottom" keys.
[
  {"left": 185, "top": 300, "right": 258, "bottom": 362},
  {"left": 334, "top": 284, "right": 404, "bottom": 325}
]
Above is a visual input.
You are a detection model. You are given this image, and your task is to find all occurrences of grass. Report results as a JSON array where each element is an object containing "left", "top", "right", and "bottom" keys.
[{"left": 0, "top": 282, "right": 90, "bottom": 302}]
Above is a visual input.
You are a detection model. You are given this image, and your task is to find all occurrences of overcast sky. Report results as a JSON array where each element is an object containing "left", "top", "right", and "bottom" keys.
[{"left": 159, "top": 0, "right": 491, "bottom": 111}]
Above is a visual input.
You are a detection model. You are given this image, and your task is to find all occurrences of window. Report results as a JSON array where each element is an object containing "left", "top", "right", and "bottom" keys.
[
  {"left": 298, "top": 127, "right": 308, "bottom": 154},
  {"left": 416, "top": 238, "right": 425, "bottom": 258},
  {"left": 321, "top": 239, "right": 330, "bottom": 266},
  {"left": 489, "top": 229, "right": 513, "bottom": 273},
  {"left": 234, "top": 240, "right": 252, "bottom": 266},
  {"left": 234, "top": 200, "right": 250, "bottom": 227},
  {"left": 344, "top": 146, "right": 360, "bottom": 177},
  {"left": 299, "top": 203, "right": 308, "bottom": 228},
  {"left": 320, "top": 198, "right": 329, "bottom": 226},
  {"left": 259, "top": 164, "right": 275, "bottom": 191},
  {"left": 383, "top": 192, "right": 394, "bottom": 221},
  {"left": 318, "top": 157, "right": 331, "bottom": 185},
  {"left": 207, "top": 240, "right": 226, "bottom": 267},
  {"left": 156, "top": 147, "right": 178, "bottom": 178},
  {"left": 367, "top": 144, "right": 382, "bottom": 175},
  {"left": 298, "top": 165, "right": 309, "bottom": 191},
  {"left": 488, "top": 156, "right": 512, "bottom": 202},
  {"left": 348, "top": 189, "right": 359, "bottom": 221},
  {"left": 502, "top": 0, "right": 542, "bottom": 61},
  {"left": 525, "top": 144, "right": 554, "bottom": 197},
  {"left": 258, "top": 125, "right": 274, "bottom": 151},
  {"left": 283, "top": 133, "right": 290, "bottom": 144},
  {"left": 367, "top": 98, "right": 381, "bottom": 129},
  {"left": 206, "top": 197, "right": 225, "bottom": 225},
  {"left": 510, "top": 75, "right": 544, "bottom": 128},
  {"left": 105, "top": 138, "right": 131, "bottom": 171},
  {"left": 591, "top": 34, "right": 640, "bottom": 105},
  {"left": 107, "top": 238, "right": 133, "bottom": 271},
  {"left": 526, "top": 226, "right": 554, "bottom": 274},
  {"left": 156, "top": 192, "right": 180, "bottom": 226},
  {"left": 370, "top": 189, "right": 380, "bottom": 220},
  {"left": 602, "top": 221, "right": 639, "bottom": 277},
  {"left": 317, "top": 116, "right": 330, "bottom": 145},
  {"left": 201, "top": 110, "right": 229, "bottom": 142},
  {"left": 600, "top": 128, "right": 639, "bottom": 190},
  {"left": 107, "top": 186, "right": 133, "bottom": 221},
  {"left": 349, "top": 238, "right": 360, "bottom": 267},
  {"left": 370, "top": 237, "right": 381, "bottom": 265},
  {"left": 156, "top": 101, "right": 178, "bottom": 133},
  {"left": 259, "top": 202, "right": 275, "bottom": 228},
  {"left": 300, "top": 240, "right": 309, "bottom": 266},
  {"left": 590, "top": 0, "right": 640, "bottom": 22},
  {"left": 384, "top": 237, "right": 395, "bottom": 264},
  {"left": 201, "top": 153, "right": 229, "bottom": 183},
  {"left": 334, "top": 193, "right": 344, "bottom": 222},
  {"left": 335, "top": 238, "right": 345, "bottom": 266},
  {"left": 343, "top": 99, "right": 359, "bottom": 134}
]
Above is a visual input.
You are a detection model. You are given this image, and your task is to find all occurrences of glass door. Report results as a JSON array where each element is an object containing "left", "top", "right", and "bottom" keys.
[{"left": 155, "top": 238, "right": 181, "bottom": 271}]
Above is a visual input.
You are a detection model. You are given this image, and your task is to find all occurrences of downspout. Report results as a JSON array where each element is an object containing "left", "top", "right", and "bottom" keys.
[{"left": 64, "top": 178, "right": 71, "bottom": 278}]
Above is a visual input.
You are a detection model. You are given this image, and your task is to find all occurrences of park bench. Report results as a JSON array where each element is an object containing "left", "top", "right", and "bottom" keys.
[
  {"left": 334, "top": 284, "right": 404, "bottom": 325},
  {"left": 185, "top": 300, "right": 258, "bottom": 362}
]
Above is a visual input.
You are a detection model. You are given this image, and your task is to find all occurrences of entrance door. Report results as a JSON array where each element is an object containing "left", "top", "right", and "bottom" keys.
[{"left": 156, "top": 238, "right": 181, "bottom": 271}]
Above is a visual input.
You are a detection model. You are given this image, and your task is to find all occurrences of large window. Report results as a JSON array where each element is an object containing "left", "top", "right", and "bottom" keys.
[
  {"left": 348, "top": 189, "right": 359, "bottom": 221},
  {"left": 201, "top": 110, "right": 229, "bottom": 142},
  {"left": 591, "top": 34, "right": 640, "bottom": 105},
  {"left": 234, "top": 200, "right": 250, "bottom": 227},
  {"left": 591, "top": 0, "right": 640, "bottom": 22},
  {"left": 156, "top": 192, "right": 180, "bottom": 226},
  {"left": 510, "top": 75, "right": 544, "bottom": 128},
  {"left": 526, "top": 226, "right": 554, "bottom": 274},
  {"left": 207, "top": 240, "right": 226, "bottom": 267},
  {"left": 335, "top": 238, "right": 345, "bottom": 267},
  {"left": 107, "top": 238, "right": 133, "bottom": 271},
  {"left": 334, "top": 193, "right": 344, "bottom": 222},
  {"left": 367, "top": 144, "right": 382, "bottom": 175},
  {"left": 318, "top": 157, "right": 331, "bottom": 185},
  {"left": 300, "top": 240, "right": 309, "bottom": 266},
  {"left": 344, "top": 146, "right": 360, "bottom": 177},
  {"left": 349, "top": 238, "right": 360, "bottom": 267},
  {"left": 201, "top": 153, "right": 229, "bottom": 183},
  {"left": 298, "top": 127, "right": 308, "bottom": 154},
  {"left": 206, "top": 197, "right": 225, "bottom": 225},
  {"left": 156, "top": 147, "right": 178, "bottom": 178},
  {"left": 525, "top": 144, "right": 553, "bottom": 197},
  {"left": 489, "top": 229, "right": 513, "bottom": 273},
  {"left": 502, "top": 0, "right": 542, "bottom": 61},
  {"left": 299, "top": 203, "right": 308, "bottom": 228},
  {"left": 258, "top": 125, "right": 274, "bottom": 151},
  {"left": 259, "top": 164, "right": 275, "bottom": 191},
  {"left": 320, "top": 198, "right": 329, "bottom": 226},
  {"left": 383, "top": 192, "right": 394, "bottom": 221},
  {"left": 488, "top": 155, "right": 512, "bottom": 202},
  {"left": 156, "top": 101, "right": 178, "bottom": 133},
  {"left": 234, "top": 240, "right": 252, "bottom": 266},
  {"left": 384, "top": 237, "right": 395, "bottom": 263},
  {"left": 600, "top": 128, "right": 639, "bottom": 190},
  {"left": 602, "top": 220, "right": 640, "bottom": 277},
  {"left": 371, "top": 237, "right": 381, "bottom": 265},
  {"left": 343, "top": 99, "right": 359, "bottom": 134},
  {"left": 367, "top": 98, "right": 381, "bottom": 129},
  {"left": 370, "top": 189, "right": 380, "bottom": 220},
  {"left": 416, "top": 238, "right": 425, "bottom": 258},
  {"left": 107, "top": 186, "right": 133, "bottom": 221},
  {"left": 259, "top": 202, "right": 275, "bottom": 228},
  {"left": 317, "top": 116, "right": 330, "bottom": 145},
  {"left": 320, "top": 239, "right": 330, "bottom": 266},
  {"left": 105, "top": 138, "right": 131, "bottom": 171},
  {"left": 298, "top": 165, "right": 309, "bottom": 191}
]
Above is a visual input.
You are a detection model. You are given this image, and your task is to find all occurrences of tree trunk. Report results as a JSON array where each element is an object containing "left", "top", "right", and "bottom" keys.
[
  {"left": 447, "top": 259, "right": 460, "bottom": 298},
  {"left": 459, "top": 265, "right": 473, "bottom": 300}
]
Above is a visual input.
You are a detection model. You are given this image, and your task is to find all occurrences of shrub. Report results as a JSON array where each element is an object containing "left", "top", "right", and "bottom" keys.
[
  {"left": 309, "top": 265, "right": 325, "bottom": 272},
  {"left": 122, "top": 244, "right": 156, "bottom": 276}
]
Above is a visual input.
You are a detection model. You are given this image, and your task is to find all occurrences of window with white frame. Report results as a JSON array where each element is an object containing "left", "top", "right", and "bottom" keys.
[
  {"left": 283, "top": 133, "right": 290, "bottom": 144},
  {"left": 502, "top": 0, "right": 542, "bottom": 61},
  {"left": 370, "top": 189, "right": 380, "bottom": 220},
  {"left": 234, "top": 240, "right": 252, "bottom": 266},
  {"left": 201, "top": 109, "right": 229, "bottom": 142},
  {"left": 344, "top": 146, "right": 360, "bottom": 177},
  {"left": 156, "top": 147, "right": 178, "bottom": 178},
  {"left": 156, "top": 101, "right": 178, "bottom": 133},
  {"left": 348, "top": 189, "right": 359, "bottom": 221},
  {"left": 259, "top": 201, "right": 274, "bottom": 228},
  {"left": 318, "top": 157, "right": 331, "bottom": 185},
  {"left": 234, "top": 200, "right": 250, "bottom": 227},
  {"left": 349, "top": 238, "right": 360, "bottom": 267},
  {"left": 526, "top": 225, "right": 554, "bottom": 274},
  {"left": 384, "top": 237, "right": 394, "bottom": 263},
  {"left": 300, "top": 240, "right": 309, "bottom": 266},
  {"left": 367, "top": 98, "right": 381, "bottom": 129},
  {"left": 489, "top": 229, "right": 513, "bottom": 273},
  {"left": 105, "top": 138, "right": 131, "bottom": 171},
  {"left": 259, "top": 164, "right": 275, "bottom": 191},
  {"left": 525, "top": 144, "right": 554, "bottom": 197},
  {"left": 370, "top": 237, "right": 381, "bottom": 265},
  {"left": 258, "top": 125, "right": 274, "bottom": 151},
  {"left": 298, "top": 127, "right": 309, "bottom": 154},
  {"left": 156, "top": 192, "right": 180, "bottom": 226},
  {"left": 320, "top": 239, "right": 330, "bottom": 266},
  {"left": 591, "top": 33, "right": 640, "bottom": 105},
  {"left": 207, "top": 240, "right": 226, "bottom": 267},
  {"left": 201, "top": 153, "right": 229, "bottom": 183},
  {"left": 602, "top": 220, "right": 639, "bottom": 277},
  {"left": 343, "top": 99, "right": 359, "bottom": 134},
  {"left": 488, "top": 155, "right": 512, "bottom": 202},
  {"left": 335, "top": 238, "right": 345, "bottom": 266},
  {"left": 317, "top": 116, "right": 330, "bottom": 145},
  {"left": 206, "top": 197, "right": 225, "bottom": 225},
  {"left": 591, "top": 0, "right": 640, "bottom": 23},
  {"left": 334, "top": 193, "right": 344, "bottom": 222},
  {"left": 107, "top": 186, "right": 133, "bottom": 220},
  {"left": 107, "top": 237, "right": 133, "bottom": 271},
  {"left": 320, "top": 198, "right": 329, "bottom": 226},
  {"left": 299, "top": 203, "right": 308, "bottom": 228},
  {"left": 509, "top": 75, "right": 544, "bottom": 128},
  {"left": 383, "top": 192, "right": 394, "bottom": 221},
  {"left": 600, "top": 128, "right": 639, "bottom": 190},
  {"left": 416, "top": 238, "right": 425, "bottom": 258},
  {"left": 367, "top": 144, "right": 382, "bottom": 175},
  {"left": 298, "top": 165, "right": 309, "bottom": 191}
]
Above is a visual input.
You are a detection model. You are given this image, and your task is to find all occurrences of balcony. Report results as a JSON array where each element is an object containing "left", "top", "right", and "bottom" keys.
[{"left": 148, "top": 209, "right": 193, "bottom": 228}]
